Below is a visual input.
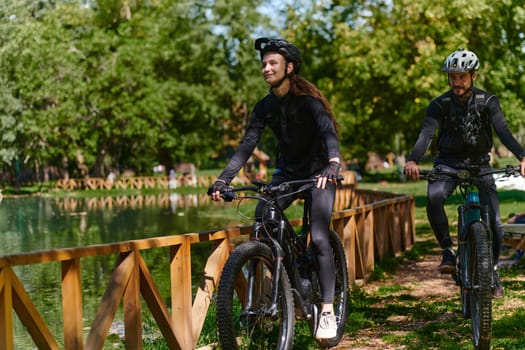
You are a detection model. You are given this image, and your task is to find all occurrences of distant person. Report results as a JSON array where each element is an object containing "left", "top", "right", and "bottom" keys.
[
  {"left": 168, "top": 169, "right": 177, "bottom": 189},
  {"left": 404, "top": 48, "right": 525, "bottom": 298},
  {"left": 107, "top": 171, "right": 115, "bottom": 184},
  {"left": 207, "top": 37, "right": 342, "bottom": 339}
]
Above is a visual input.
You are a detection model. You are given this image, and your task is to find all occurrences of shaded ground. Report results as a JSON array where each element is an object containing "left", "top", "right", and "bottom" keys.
[
  {"left": 332, "top": 240, "right": 525, "bottom": 350},
  {"left": 334, "top": 249, "right": 455, "bottom": 349}
]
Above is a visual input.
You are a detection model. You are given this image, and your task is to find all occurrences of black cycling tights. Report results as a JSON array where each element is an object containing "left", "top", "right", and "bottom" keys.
[
  {"left": 426, "top": 164, "right": 503, "bottom": 263},
  {"left": 255, "top": 174, "right": 336, "bottom": 304}
]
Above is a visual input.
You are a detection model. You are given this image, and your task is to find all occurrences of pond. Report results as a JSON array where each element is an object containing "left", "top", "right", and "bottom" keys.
[
  {"left": 0, "top": 191, "right": 254, "bottom": 348},
  {"left": 0, "top": 192, "right": 243, "bottom": 255}
]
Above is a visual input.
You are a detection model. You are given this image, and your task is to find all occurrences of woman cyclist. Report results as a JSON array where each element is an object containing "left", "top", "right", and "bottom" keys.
[{"left": 208, "top": 37, "right": 341, "bottom": 339}]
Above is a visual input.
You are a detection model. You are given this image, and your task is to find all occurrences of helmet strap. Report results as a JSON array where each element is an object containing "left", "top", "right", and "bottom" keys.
[
  {"left": 271, "top": 75, "right": 288, "bottom": 88},
  {"left": 270, "top": 61, "right": 293, "bottom": 88}
]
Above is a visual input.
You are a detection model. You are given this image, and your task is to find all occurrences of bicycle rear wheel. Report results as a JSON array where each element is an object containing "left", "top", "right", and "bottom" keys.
[
  {"left": 467, "top": 221, "right": 492, "bottom": 350},
  {"left": 216, "top": 240, "right": 295, "bottom": 350},
  {"left": 309, "top": 230, "right": 349, "bottom": 348}
]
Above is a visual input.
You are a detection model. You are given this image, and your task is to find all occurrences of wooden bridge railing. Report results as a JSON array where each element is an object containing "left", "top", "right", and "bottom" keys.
[
  {"left": 0, "top": 181, "right": 415, "bottom": 350},
  {"left": 55, "top": 175, "right": 240, "bottom": 191},
  {"left": 54, "top": 170, "right": 357, "bottom": 192}
]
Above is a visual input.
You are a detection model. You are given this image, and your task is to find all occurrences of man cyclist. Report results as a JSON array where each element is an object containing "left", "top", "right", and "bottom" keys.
[
  {"left": 208, "top": 38, "right": 342, "bottom": 339},
  {"left": 404, "top": 48, "right": 525, "bottom": 298}
]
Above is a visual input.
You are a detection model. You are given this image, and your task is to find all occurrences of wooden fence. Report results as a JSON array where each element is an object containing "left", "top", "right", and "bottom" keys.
[
  {"left": 55, "top": 175, "right": 232, "bottom": 191},
  {"left": 0, "top": 180, "right": 415, "bottom": 350}
]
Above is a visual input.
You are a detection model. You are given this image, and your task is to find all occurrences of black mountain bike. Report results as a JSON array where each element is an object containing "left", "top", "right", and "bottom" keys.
[
  {"left": 215, "top": 177, "right": 349, "bottom": 349},
  {"left": 420, "top": 164, "right": 521, "bottom": 350}
]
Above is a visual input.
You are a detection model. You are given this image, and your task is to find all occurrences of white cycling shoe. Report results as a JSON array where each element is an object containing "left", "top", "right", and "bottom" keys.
[{"left": 315, "top": 312, "right": 337, "bottom": 339}]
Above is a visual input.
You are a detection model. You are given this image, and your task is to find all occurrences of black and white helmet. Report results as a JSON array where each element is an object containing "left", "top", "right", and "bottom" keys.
[
  {"left": 442, "top": 48, "right": 480, "bottom": 73},
  {"left": 255, "top": 37, "right": 302, "bottom": 74}
]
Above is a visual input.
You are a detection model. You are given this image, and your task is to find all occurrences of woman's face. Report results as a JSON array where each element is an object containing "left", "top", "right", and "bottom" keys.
[{"left": 261, "top": 52, "right": 290, "bottom": 86}]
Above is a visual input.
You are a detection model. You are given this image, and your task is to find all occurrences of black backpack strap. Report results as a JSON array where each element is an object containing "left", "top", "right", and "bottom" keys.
[
  {"left": 473, "top": 92, "right": 486, "bottom": 118},
  {"left": 434, "top": 95, "right": 452, "bottom": 136}
]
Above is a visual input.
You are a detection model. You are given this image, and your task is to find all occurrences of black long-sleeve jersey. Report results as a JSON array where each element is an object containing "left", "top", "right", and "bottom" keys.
[
  {"left": 218, "top": 92, "right": 340, "bottom": 183},
  {"left": 408, "top": 87, "right": 524, "bottom": 163}
]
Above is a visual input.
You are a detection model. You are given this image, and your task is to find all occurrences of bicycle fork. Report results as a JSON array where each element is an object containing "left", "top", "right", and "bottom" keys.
[
  {"left": 244, "top": 229, "right": 286, "bottom": 318},
  {"left": 457, "top": 204, "right": 493, "bottom": 290}
]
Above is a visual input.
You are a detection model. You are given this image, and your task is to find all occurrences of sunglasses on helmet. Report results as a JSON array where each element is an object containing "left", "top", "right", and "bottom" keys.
[{"left": 254, "top": 38, "right": 290, "bottom": 51}]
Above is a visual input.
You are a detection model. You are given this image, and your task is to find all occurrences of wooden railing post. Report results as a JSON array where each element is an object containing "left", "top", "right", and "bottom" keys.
[
  {"left": 0, "top": 268, "right": 14, "bottom": 350},
  {"left": 123, "top": 251, "right": 142, "bottom": 350},
  {"left": 62, "top": 258, "right": 84, "bottom": 350},
  {"left": 171, "top": 237, "right": 193, "bottom": 349},
  {"left": 361, "top": 208, "right": 375, "bottom": 280}
]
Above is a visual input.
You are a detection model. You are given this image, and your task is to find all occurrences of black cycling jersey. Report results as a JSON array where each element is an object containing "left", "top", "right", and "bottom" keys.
[
  {"left": 408, "top": 87, "right": 524, "bottom": 263},
  {"left": 218, "top": 91, "right": 340, "bottom": 183},
  {"left": 408, "top": 87, "right": 524, "bottom": 164}
]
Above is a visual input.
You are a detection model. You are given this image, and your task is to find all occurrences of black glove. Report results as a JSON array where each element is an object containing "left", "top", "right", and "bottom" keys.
[
  {"left": 320, "top": 161, "right": 340, "bottom": 181},
  {"left": 207, "top": 179, "right": 228, "bottom": 196}
]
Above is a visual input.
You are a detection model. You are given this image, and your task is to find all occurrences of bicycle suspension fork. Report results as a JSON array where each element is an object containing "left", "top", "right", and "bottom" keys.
[
  {"left": 458, "top": 199, "right": 493, "bottom": 289},
  {"left": 245, "top": 219, "right": 286, "bottom": 317}
]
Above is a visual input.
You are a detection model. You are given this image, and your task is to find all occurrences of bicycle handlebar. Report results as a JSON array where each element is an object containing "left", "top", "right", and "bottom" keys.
[
  {"left": 219, "top": 175, "right": 345, "bottom": 201},
  {"left": 419, "top": 164, "right": 521, "bottom": 182}
]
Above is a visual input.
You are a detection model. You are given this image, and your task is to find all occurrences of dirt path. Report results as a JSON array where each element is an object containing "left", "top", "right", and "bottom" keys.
[
  {"left": 331, "top": 244, "right": 525, "bottom": 350},
  {"left": 333, "top": 251, "right": 459, "bottom": 349}
]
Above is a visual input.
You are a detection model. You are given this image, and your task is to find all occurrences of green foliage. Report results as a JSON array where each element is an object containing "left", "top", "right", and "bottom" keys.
[
  {"left": 0, "top": 0, "right": 524, "bottom": 184},
  {"left": 286, "top": 0, "right": 525, "bottom": 164},
  {"left": 0, "top": 0, "right": 268, "bottom": 180},
  {"left": 0, "top": 78, "right": 23, "bottom": 165}
]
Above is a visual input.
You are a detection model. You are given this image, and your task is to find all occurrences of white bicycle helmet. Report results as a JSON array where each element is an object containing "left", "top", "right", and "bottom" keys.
[{"left": 442, "top": 48, "right": 480, "bottom": 73}]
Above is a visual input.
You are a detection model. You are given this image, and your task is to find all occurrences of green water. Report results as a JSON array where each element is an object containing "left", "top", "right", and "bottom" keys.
[
  {"left": 0, "top": 191, "right": 248, "bottom": 348},
  {"left": 0, "top": 192, "right": 243, "bottom": 255}
]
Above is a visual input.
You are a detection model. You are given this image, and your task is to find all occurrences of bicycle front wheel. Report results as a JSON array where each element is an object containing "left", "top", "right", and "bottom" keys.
[
  {"left": 467, "top": 221, "right": 492, "bottom": 350},
  {"left": 309, "top": 230, "right": 349, "bottom": 348},
  {"left": 216, "top": 240, "right": 295, "bottom": 350}
]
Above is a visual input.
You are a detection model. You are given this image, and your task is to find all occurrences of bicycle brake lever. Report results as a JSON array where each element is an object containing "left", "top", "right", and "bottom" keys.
[
  {"left": 505, "top": 164, "right": 520, "bottom": 176},
  {"left": 252, "top": 179, "right": 267, "bottom": 187},
  {"left": 336, "top": 174, "right": 344, "bottom": 189}
]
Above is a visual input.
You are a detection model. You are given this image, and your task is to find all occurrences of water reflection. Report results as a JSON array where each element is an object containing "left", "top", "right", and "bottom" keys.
[
  {"left": 0, "top": 192, "right": 240, "bottom": 256},
  {"left": 2, "top": 191, "right": 245, "bottom": 348}
]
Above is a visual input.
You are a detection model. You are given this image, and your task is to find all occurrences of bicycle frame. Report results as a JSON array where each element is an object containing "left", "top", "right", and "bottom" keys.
[{"left": 228, "top": 179, "right": 318, "bottom": 319}]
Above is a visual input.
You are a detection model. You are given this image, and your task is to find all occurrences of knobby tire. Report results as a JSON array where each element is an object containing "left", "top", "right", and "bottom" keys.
[
  {"left": 309, "top": 230, "right": 349, "bottom": 349},
  {"left": 468, "top": 221, "right": 492, "bottom": 350},
  {"left": 216, "top": 240, "right": 295, "bottom": 350}
]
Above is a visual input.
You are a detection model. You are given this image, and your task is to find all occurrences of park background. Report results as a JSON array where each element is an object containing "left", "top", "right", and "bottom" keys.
[
  {"left": 1, "top": 0, "right": 525, "bottom": 188},
  {"left": 1, "top": 1, "right": 525, "bottom": 349}
]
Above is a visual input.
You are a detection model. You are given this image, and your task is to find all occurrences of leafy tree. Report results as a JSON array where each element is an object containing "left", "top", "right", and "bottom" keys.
[
  {"left": 0, "top": 0, "right": 524, "bottom": 184},
  {"left": 0, "top": 0, "right": 269, "bottom": 179},
  {"left": 285, "top": 0, "right": 525, "bottom": 165}
]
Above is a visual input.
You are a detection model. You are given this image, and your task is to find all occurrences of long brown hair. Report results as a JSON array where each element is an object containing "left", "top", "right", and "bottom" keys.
[{"left": 288, "top": 75, "right": 340, "bottom": 133}]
